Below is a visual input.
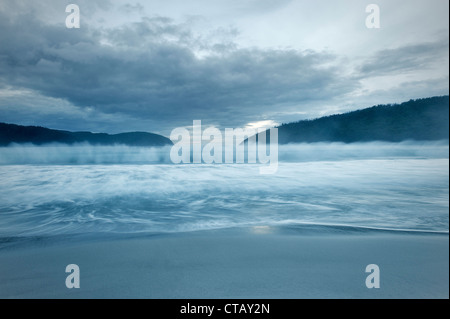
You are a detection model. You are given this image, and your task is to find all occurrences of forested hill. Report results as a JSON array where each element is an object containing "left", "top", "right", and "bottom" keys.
[
  {"left": 0, "top": 123, "right": 172, "bottom": 146},
  {"left": 273, "top": 96, "right": 449, "bottom": 144},
  {"left": 2, "top": 96, "right": 448, "bottom": 146}
]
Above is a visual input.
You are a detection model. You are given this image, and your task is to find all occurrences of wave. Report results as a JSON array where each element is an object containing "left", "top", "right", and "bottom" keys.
[
  {"left": 275, "top": 221, "right": 450, "bottom": 235},
  {"left": 0, "top": 143, "right": 173, "bottom": 165},
  {"left": 0, "top": 140, "right": 448, "bottom": 165},
  {"left": 0, "top": 158, "right": 447, "bottom": 246},
  {"left": 1, "top": 221, "right": 447, "bottom": 252}
]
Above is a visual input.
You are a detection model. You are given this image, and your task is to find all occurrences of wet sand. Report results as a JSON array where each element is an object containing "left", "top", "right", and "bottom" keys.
[{"left": 0, "top": 226, "right": 448, "bottom": 299}]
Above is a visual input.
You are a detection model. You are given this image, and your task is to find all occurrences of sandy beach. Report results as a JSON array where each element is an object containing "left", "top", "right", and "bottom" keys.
[{"left": 0, "top": 225, "right": 448, "bottom": 299}]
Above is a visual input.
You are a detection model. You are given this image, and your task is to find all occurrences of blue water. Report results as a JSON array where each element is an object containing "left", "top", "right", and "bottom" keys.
[{"left": 0, "top": 155, "right": 448, "bottom": 239}]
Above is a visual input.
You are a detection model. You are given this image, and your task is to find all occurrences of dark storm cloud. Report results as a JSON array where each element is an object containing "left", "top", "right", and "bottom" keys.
[
  {"left": 359, "top": 39, "right": 449, "bottom": 77},
  {"left": 0, "top": 8, "right": 358, "bottom": 130}
]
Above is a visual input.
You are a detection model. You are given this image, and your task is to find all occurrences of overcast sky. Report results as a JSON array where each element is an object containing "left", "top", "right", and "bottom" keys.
[{"left": 0, "top": 0, "right": 448, "bottom": 135}]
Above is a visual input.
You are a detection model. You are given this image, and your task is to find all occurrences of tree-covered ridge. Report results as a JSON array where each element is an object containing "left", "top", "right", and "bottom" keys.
[
  {"left": 0, "top": 123, "right": 172, "bottom": 146},
  {"left": 275, "top": 96, "right": 449, "bottom": 144}
]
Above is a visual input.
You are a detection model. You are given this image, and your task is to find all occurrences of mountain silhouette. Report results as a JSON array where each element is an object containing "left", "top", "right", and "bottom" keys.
[
  {"left": 258, "top": 96, "right": 449, "bottom": 144},
  {"left": 2, "top": 96, "right": 448, "bottom": 147},
  {"left": 0, "top": 123, "right": 172, "bottom": 146}
]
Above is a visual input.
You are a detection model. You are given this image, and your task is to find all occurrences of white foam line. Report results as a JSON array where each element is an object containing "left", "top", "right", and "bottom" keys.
[{"left": 272, "top": 220, "right": 449, "bottom": 234}]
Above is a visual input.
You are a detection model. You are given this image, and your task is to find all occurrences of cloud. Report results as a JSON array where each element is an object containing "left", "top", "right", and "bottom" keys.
[
  {"left": 0, "top": 6, "right": 358, "bottom": 132},
  {"left": 120, "top": 3, "right": 144, "bottom": 14},
  {"left": 0, "top": 1, "right": 448, "bottom": 134},
  {"left": 361, "top": 77, "right": 450, "bottom": 104},
  {"left": 358, "top": 39, "right": 449, "bottom": 77},
  {"left": 232, "top": 0, "right": 294, "bottom": 14}
]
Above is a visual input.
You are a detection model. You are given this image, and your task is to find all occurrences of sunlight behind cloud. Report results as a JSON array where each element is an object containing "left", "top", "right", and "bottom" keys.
[{"left": 245, "top": 120, "right": 279, "bottom": 130}]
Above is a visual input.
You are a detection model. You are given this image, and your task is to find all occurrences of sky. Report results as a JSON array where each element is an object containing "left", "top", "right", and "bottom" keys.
[{"left": 0, "top": 0, "right": 448, "bottom": 135}]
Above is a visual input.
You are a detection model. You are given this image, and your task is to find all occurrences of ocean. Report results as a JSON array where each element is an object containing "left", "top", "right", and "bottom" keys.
[
  {"left": 0, "top": 142, "right": 448, "bottom": 239},
  {"left": 0, "top": 142, "right": 448, "bottom": 298}
]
